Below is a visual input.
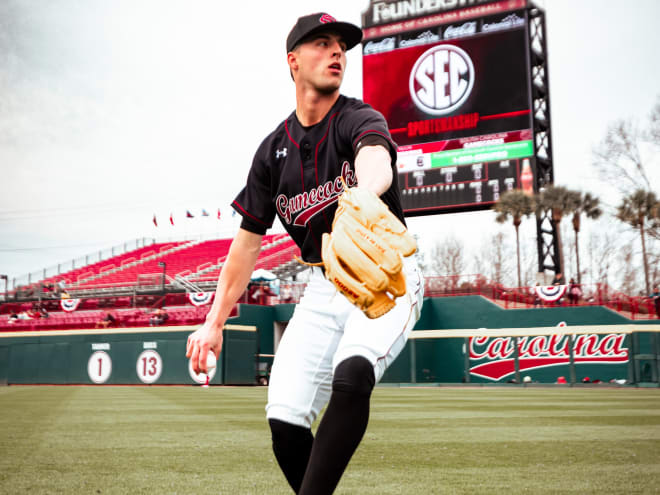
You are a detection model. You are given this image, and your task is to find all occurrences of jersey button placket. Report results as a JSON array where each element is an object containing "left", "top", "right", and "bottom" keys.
[
  {"left": 302, "top": 141, "right": 312, "bottom": 162},
  {"left": 299, "top": 140, "right": 316, "bottom": 195}
]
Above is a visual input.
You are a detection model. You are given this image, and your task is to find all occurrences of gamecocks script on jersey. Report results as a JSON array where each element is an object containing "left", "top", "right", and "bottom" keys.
[{"left": 276, "top": 162, "right": 358, "bottom": 227}]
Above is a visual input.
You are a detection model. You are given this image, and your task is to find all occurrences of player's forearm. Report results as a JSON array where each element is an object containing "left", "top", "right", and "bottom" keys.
[
  {"left": 355, "top": 145, "right": 393, "bottom": 196},
  {"left": 204, "top": 229, "right": 262, "bottom": 329}
]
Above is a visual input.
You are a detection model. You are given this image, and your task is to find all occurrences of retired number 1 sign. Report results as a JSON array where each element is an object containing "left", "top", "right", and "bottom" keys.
[{"left": 87, "top": 350, "right": 112, "bottom": 384}]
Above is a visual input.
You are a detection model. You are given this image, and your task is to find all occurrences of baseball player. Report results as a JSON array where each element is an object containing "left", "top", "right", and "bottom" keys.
[{"left": 186, "top": 13, "right": 423, "bottom": 494}]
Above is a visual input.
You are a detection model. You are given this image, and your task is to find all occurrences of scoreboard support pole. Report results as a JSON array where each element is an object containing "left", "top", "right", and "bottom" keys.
[{"left": 526, "top": 4, "right": 561, "bottom": 276}]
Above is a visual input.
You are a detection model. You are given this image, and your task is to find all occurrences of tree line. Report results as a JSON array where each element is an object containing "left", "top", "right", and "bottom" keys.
[{"left": 421, "top": 96, "right": 660, "bottom": 297}]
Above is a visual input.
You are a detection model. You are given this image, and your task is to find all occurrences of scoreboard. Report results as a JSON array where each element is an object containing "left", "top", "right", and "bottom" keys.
[{"left": 361, "top": 0, "right": 537, "bottom": 216}]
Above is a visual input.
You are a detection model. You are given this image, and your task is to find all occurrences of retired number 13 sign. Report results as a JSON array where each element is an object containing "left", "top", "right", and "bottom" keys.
[{"left": 136, "top": 350, "right": 163, "bottom": 384}]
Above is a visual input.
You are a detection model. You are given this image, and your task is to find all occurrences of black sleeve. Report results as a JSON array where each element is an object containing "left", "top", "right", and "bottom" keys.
[
  {"left": 231, "top": 145, "right": 276, "bottom": 235},
  {"left": 239, "top": 216, "right": 268, "bottom": 235},
  {"left": 341, "top": 101, "right": 407, "bottom": 226},
  {"left": 355, "top": 134, "right": 391, "bottom": 154},
  {"left": 342, "top": 104, "right": 398, "bottom": 165}
]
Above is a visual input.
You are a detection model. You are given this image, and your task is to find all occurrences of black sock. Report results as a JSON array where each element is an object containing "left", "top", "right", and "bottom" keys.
[
  {"left": 299, "top": 356, "right": 375, "bottom": 495},
  {"left": 269, "top": 419, "right": 314, "bottom": 493}
]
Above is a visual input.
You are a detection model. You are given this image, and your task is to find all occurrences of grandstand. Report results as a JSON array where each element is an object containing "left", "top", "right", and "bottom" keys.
[
  {"left": 0, "top": 234, "right": 304, "bottom": 331},
  {"left": 51, "top": 234, "right": 296, "bottom": 291},
  {"left": 0, "top": 233, "right": 658, "bottom": 333},
  {"left": 38, "top": 241, "right": 187, "bottom": 288},
  {"left": 1, "top": 232, "right": 658, "bottom": 391}
]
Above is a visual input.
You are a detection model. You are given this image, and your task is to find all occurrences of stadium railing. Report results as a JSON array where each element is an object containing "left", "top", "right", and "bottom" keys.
[{"left": 6, "top": 237, "right": 161, "bottom": 290}]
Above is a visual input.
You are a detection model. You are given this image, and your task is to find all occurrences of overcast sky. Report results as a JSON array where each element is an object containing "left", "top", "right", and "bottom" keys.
[{"left": 1, "top": 0, "right": 659, "bottom": 286}]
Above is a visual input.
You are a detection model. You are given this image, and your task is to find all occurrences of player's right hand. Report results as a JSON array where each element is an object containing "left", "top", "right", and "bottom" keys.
[{"left": 186, "top": 321, "right": 223, "bottom": 374}]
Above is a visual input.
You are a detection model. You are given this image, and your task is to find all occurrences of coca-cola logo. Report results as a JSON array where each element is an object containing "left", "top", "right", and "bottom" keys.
[
  {"left": 444, "top": 22, "right": 477, "bottom": 40},
  {"left": 363, "top": 37, "right": 396, "bottom": 55},
  {"left": 469, "top": 330, "right": 629, "bottom": 381}
]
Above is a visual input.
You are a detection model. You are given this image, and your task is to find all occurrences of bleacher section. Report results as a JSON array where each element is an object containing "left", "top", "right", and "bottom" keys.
[
  {"left": 190, "top": 235, "right": 300, "bottom": 283},
  {"left": 0, "top": 233, "right": 309, "bottom": 332},
  {"left": 42, "top": 242, "right": 185, "bottom": 286},
  {"left": 0, "top": 305, "right": 211, "bottom": 331},
  {"left": 18, "top": 233, "right": 302, "bottom": 295},
  {"left": 68, "top": 233, "right": 298, "bottom": 289},
  {"left": 72, "top": 241, "right": 198, "bottom": 289}
]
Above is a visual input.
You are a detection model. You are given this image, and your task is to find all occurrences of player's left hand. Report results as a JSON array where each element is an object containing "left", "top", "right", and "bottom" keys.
[
  {"left": 321, "top": 181, "right": 417, "bottom": 318},
  {"left": 186, "top": 321, "right": 223, "bottom": 374}
]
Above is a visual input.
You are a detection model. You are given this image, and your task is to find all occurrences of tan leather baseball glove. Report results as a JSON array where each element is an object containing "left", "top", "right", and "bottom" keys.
[{"left": 321, "top": 183, "right": 417, "bottom": 318}]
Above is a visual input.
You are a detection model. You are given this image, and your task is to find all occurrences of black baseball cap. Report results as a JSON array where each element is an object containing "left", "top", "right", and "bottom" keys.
[{"left": 286, "top": 13, "right": 363, "bottom": 53}]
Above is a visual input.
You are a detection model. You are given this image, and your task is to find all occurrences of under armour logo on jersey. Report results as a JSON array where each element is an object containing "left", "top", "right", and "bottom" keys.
[
  {"left": 319, "top": 14, "right": 336, "bottom": 24},
  {"left": 276, "top": 148, "right": 287, "bottom": 159}
]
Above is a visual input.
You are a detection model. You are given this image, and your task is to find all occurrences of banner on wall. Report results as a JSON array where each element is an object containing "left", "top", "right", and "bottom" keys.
[
  {"left": 187, "top": 292, "right": 214, "bottom": 307},
  {"left": 534, "top": 285, "right": 566, "bottom": 303},
  {"left": 60, "top": 299, "right": 81, "bottom": 312}
]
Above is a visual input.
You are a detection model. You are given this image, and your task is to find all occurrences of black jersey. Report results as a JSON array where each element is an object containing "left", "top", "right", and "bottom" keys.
[{"left": 232, "top": 95, "right": 405, "bottom": 263}]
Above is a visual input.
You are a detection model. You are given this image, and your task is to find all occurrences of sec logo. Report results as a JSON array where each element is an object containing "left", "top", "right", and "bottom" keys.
[{"left": 409, "top": 44, "right": 474, "bottom": 116}]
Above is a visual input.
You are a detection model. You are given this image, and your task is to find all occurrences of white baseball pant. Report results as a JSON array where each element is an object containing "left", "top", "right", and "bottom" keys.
[{"left": 266, "top": 256, "right": 424, "bottom": 428}]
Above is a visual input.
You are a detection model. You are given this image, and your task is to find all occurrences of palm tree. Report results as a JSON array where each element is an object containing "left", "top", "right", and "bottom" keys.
[
  {"left": 537, "top": 185, "right": 580, "bottom": 277},
  {"left": 494, "top": 190, "right": 535, "bottom": 287},
  {"left": 616, "top": 189, "right": 659, "bottom": 294},
  {"left": 571, "top": 192, "right": 602, "bottom": 283}
]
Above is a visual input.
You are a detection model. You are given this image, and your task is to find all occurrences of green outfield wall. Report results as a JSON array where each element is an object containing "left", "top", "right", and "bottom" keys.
[
  {"left": 0, "top": 326, "right": 257, "bottom": 386},
  {"left": 1, "top": 298, "right": 658, "bottom": 386},
  {"left": 380, "top": 297, "right": 659, "bottom": 385}
]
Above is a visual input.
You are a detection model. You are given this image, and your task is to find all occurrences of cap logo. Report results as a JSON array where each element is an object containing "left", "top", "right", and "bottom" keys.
[{"left": 319, "top": 14, "right": 336, "bottom": 24}]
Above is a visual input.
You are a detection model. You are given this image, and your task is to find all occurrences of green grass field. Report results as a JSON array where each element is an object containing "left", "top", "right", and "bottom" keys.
[{"left": 1, "top": 386, "right": 659, "bottom": 494}]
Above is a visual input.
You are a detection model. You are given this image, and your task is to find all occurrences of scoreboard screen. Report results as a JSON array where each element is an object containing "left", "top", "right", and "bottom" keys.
[{"left": 361, "top": 1, "right": 536, "bottom": 216}]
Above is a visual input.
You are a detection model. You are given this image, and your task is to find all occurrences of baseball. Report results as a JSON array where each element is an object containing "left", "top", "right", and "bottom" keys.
[{"left": 205, "top": 351, "right": 217, "bottom": 371}]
